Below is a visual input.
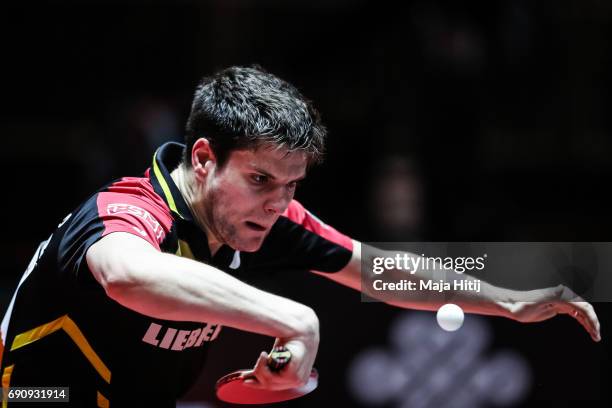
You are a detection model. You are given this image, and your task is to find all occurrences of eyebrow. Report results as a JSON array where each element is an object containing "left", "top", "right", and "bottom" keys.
[{"left": 252, "top": 167, "right": 306, "bottom": 183}]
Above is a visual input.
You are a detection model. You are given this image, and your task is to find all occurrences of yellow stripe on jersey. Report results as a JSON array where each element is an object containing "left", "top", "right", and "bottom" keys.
[
  {"left": 10, "top": 315, "right": 111, "bottom": 384},
  {"left": 61, "top": 317, "right": 111, "bottom": 383},
  {"left": 177, "top": 240, "right": 195, "bottom": 260},
  {"left": 2, "top": 364, "right": 14, "bottom": 408},
  {"left": 11, "top": 315, "right": 65, "bottom": 350},
  {"left": 152, "top": 150, "right": 182, "bottom": 217},
  {"left": 97, "top": 391, "right": 109, "bottom": 408}
]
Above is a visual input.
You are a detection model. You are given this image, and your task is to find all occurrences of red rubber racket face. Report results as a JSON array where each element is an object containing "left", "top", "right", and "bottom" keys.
[{"left": 215, "top": 369, "right": 318, "bottom": 404}]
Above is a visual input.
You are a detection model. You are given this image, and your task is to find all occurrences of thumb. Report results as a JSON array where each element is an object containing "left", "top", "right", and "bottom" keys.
[
  {"left": 241, "top": 351, "right": 270, "bottom": 388},
  {"left": 241, "top": 351, "right": 269, "bottom": 380}
]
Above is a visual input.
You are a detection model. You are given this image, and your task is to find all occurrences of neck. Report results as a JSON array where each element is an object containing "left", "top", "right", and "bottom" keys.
[{"left": 170, "top": 164, "right": 223, "bottom": 256}]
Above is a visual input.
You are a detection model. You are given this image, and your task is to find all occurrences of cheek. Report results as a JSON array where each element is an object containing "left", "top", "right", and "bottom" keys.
[
  {"left": 228, "top": 180, "right": 265, "bottom": 203},
  {"left": 213, "top": 185, "right": 259, "bottom": 217}
]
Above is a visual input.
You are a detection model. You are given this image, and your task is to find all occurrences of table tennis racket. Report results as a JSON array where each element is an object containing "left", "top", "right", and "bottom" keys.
[{"left": 215, "top": 346, "right": 318, "bottom": 404}]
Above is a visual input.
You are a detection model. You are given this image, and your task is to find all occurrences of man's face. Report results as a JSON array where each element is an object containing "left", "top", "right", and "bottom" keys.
[{"left": 201, "top": 145, "right": 308, "bottom": 252}]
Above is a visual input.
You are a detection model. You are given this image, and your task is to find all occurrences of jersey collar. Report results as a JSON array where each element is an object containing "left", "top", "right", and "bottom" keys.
[
  {"left": 149, "top": 142, "right": 194, "bottom": 222},
  {"left": 148, "top": 142, "right": 242, "bottom": 270}
]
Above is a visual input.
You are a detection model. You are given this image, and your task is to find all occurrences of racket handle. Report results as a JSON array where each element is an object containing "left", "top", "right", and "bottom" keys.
[{"left": 267, "top": 346, "right": 292, "bottom": 372}]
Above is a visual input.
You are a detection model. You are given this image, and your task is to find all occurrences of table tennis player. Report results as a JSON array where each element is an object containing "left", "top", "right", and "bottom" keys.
[{"left": 0, "top": 66, "right": 600, "bottom": 407}]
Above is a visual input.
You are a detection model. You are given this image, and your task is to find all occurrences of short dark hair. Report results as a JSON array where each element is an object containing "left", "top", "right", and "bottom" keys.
[{"left": 184, "top": 65, "right": 326, "bottom": 168}]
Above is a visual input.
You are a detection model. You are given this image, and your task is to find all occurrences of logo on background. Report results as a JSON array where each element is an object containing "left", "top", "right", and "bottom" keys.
[{"left": 348, "top": 312, "right": 531, "bottom": 408}]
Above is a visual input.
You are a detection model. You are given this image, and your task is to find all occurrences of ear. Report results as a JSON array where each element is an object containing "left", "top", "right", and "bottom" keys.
[{"left": 191, "top": 138, "right": 217, "bottom": 181}]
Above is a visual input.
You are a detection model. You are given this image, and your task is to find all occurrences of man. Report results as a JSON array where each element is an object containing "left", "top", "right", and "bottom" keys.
[{"left": 0, "top": 66, "right": 600, "bottom": 406}]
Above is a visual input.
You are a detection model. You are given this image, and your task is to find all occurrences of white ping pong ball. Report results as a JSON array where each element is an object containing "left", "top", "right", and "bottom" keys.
[{"left": 436, "top": 303, "right": 464, "bottom": 331}]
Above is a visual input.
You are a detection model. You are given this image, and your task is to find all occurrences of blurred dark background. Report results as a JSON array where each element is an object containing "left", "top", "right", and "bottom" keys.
[{"left": 1, "top": 0, "right": 611, "bottom": 406}]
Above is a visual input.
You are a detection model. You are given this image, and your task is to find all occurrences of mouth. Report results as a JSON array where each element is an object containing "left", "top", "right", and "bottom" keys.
[{"left": 245, "top": 221, "right": 268, "bottom": 232}]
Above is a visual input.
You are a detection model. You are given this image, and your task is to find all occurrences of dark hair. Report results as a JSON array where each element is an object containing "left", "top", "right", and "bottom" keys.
[{"left": 184, "top": 65, "right": 326, "bottom": 167}]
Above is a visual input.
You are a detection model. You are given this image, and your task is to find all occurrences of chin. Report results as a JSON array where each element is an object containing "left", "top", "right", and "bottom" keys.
[
  {"left": 234, "top": 243, "right": 264, "bottom": 253},
  {"left": 230, "top": 237, "right": 265, "bottom": 252}
]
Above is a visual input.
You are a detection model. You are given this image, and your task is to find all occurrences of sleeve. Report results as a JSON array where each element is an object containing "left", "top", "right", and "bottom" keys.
[
  {"left": 249, "top": 200, "right": 354, "bottom": 273},
  {"left": 57, "top": 191, "right": 172, "bottom": 279}
]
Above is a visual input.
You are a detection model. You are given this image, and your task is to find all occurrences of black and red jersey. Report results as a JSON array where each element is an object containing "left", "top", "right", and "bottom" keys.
[{"left": 0, "top": 142, "right": 353, "bottom": 406}]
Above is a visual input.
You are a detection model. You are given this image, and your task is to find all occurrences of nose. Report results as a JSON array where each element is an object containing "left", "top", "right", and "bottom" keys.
[{"left": 264, "top": 188, "right": 292, "bottom": 215}]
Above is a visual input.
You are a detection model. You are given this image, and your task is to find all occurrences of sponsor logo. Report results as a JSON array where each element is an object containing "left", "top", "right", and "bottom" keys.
[
  {"left": 107, "top": 203, "right": 165, "bottom": 240},
  {"left": 142, "top": 322, "right": 222, "bottom": 351},
  {"left": 132, "top": 226, "right": 148, "bottom": 237}
]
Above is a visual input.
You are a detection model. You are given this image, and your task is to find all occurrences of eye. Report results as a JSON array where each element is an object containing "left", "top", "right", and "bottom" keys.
[
  {"left": 287, "top": 181, "right": 299, "bottom": 190},
  {"left": 251, "top": 174, "right": 268, "bottom": 184}
]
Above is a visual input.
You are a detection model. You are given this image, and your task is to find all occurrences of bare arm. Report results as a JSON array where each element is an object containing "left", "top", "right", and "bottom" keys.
[
  {"left": 86, "top": 232, "right": 318, "bottom": 385},
  {"left": 315, "top": 240, "right": 601, "bottom": 341}
]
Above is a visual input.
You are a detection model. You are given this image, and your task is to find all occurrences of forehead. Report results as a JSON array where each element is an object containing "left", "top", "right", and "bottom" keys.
[{"left": 226, "top": 145, "right": 308, "bottom": 178}]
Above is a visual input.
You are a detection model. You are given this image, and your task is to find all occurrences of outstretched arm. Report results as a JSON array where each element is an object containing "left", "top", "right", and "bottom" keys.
[
  {"left": 314, "top": 240, "right": 601, "bottom": 342},
  {"left": 86, "top": 232, "right": 318, "bottom": 387}
]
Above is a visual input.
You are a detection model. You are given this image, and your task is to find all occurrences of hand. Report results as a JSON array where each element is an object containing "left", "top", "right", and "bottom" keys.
[
  {"left": 242, "top": 313, "right": 320, "bottom": 391},
  {"left": 242, "top": 339, "right": 317, "bottom": 391},
  {"left": 503, "top": 284, "right": 601, "bottom": 342}
]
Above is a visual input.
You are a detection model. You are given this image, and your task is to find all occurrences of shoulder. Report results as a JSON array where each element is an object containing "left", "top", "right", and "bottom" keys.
[
  {"left": 279, "top": 199, "right": 353, "bottom": 251},
  {"left": 281, "top": 199, "right": 308, "bottom": 223},
  {"left": 102, "top": 176, "right": 172, "bottom": 221},
  {"left": 66, "top": 176, "right": 174, "bottom": 248}
]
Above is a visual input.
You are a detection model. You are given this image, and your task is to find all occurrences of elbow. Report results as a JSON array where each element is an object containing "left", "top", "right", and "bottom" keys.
[
  {"left": 103, "top": 271, "right": 142, "bottom": 302},
  {"left": 85, "top": 233, "right": 160, "bottom": 303},
  {"left": 91, "top": 254, "right": 146, "bottom": 302}
]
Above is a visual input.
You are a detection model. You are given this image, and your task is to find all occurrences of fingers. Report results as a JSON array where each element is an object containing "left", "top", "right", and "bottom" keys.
[
  {"left": 512, "top": 286, "right": 602, "bottom": 343},
  {"left": 243, "top": 337, "right": 316, "bottom": 392},
  {"left": 567, "top": 302, "right": 601, "bottom": 342},
  {"left": 554, "top": 286, "right": 602, "bottom": 342},
  {"left": 243, "top": 350, "right": 303, "bottom": 391}
]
